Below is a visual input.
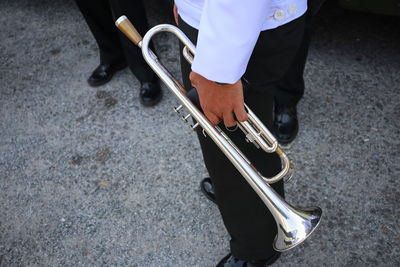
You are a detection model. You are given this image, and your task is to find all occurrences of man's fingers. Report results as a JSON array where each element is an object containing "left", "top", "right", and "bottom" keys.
[
  {"left": 234, "top": 105, "right": 248, "bottom": 122},
  {"left": 223, "top": 111, "right": 236, "bottom": 128},
  {"left": 204, "top": 111, "right": 221, "bottom": 125}
]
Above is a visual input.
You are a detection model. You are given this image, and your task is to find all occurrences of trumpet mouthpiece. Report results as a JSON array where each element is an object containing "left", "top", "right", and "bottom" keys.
[
  {"left": 115, "top": 15, "right": 143, "bottom": 46},
  {"left": 115, "top": 15, "right": 128, "bottom": 27}
]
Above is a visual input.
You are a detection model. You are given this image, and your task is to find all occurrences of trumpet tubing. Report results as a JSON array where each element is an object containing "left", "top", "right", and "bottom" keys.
[{"left": 115, "top": 16, "right": 322, "bottom": 252}]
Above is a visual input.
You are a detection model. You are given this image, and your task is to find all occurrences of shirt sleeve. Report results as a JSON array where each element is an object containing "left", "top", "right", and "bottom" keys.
[{"left": 191, "top": 0, "right": 272, "bottom": 84}]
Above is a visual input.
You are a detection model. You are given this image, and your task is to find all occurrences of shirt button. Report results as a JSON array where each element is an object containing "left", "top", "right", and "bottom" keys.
[
  {"left": 274, "top": 9, "right": 285, "bottom": 21},
  {"left": 288, "top": 4, "right": 297, "bottom": 15}
]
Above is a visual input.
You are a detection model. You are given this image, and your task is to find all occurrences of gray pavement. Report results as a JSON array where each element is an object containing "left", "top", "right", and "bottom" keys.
[{"left": 0, "top": 0, "right": 399, "bottom": 266}]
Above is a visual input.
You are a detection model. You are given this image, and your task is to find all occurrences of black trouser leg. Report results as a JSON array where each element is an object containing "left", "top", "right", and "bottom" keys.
[
  {"left": 274, "top": 12, "right": 314, "bottom": 107},
  {"left": 108, "top": 0, "right": 156, "bottom": 83},
  {"left": 178, "top": 15, "right": 305, "bottom": 261},
  {"left": 75, "top": 0, "right": 156, "bottom": 83},
  {"left": 75, "top": 0, "right": 125, "bottom": 65},
  {"left": 195, "top": 92, "right": 284, "bottom": 261}
]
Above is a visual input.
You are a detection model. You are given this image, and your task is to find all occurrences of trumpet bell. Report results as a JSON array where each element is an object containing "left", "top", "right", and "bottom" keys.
[{"left": 274, "top": 206, "right": 322, "bottom": 252}]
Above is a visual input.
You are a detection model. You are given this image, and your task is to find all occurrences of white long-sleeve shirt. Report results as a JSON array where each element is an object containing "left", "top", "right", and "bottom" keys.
[{"left": 175, "top": 0, "right": 307, "bottom": 83}]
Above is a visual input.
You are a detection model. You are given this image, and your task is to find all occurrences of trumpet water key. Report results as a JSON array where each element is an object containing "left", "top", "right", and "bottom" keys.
[{"left": 115, "top": 15, "right": 322, "bottom": 252}]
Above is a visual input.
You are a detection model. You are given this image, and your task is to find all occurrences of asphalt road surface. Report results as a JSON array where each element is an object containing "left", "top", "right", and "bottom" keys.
[{"left": 0, "top": 0, "right": 399, "bottom": 266}]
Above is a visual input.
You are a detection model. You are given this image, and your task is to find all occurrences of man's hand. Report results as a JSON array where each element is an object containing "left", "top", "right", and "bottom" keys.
[{"left": 189, "top": 72, "right": 248, "bottom": 127}]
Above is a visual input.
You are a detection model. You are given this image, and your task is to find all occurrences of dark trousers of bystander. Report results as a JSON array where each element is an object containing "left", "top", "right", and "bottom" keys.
[
  {"left": 274, "top": 0, "right": 326, "bottom": 107},
  {"left": 74, "top": 0, "right": 156, "bottom": 83}
]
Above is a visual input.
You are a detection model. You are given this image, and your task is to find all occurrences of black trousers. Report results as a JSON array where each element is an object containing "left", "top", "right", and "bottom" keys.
[
  {"left": 74, "top": 0, "right": 156, "bottom": 83},
  {"left": 179, "top": 15, "right": 306, "bottom": 261},
  {"left": 274, "top": 0, "right": 326, "bottom": 107}
]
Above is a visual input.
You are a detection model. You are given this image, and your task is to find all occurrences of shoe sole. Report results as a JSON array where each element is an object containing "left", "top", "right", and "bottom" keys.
[
  {"left": 88, "top": 75, "right": 114, "bottom": 87},
  {"left": 139, "top": 90, "right": 163, "bottom": 107},
  {"left": 87, "top": 63, "right": 128, "bottom": 87},
  {"left": 199, "top": 178, "right": 217, "bottom": 204},
  {"left": 276, "top": 128, "right": 298, "bottom": 146},
  {"left": 275, "top": 122, "right": 299, "bottom": 146}
]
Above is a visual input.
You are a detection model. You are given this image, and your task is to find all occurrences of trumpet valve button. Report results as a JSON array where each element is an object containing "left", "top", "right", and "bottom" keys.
[
  {"left": 190, "top": 122, "right": 200, "bottom": 131},
  {"left": 246, "top": 133, "right": 255, "bottom": 143},
  {"left": 246, "top": 134, "right": 260, "bottom": 149},
  {"left": 174, "top": 105, "right": 184, "bottom": 113},
  {"left": 181, "top": 114, "right": 191, "bottom": 123}
]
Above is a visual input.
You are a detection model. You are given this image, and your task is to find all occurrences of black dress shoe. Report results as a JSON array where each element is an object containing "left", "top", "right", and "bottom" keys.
[
  {"left": 139, "top": 80, "right": 162, "bottom": 107},
  {"left": 217, "top": 252, "right": 281, "bottom": 267},
  {"left": 274, "top": 105, "right": 299, "bottom": 145},
  {"left": 200, "top": 177, "right": 216, "bottom": 204},
  {"left": 87, "top": 62, "right": 127, "bottom": 87}
]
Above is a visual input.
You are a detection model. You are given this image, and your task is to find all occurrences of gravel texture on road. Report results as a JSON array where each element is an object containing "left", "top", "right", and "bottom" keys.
[{"left": 0, "top": 0, "right": 399, "bottom": 266}]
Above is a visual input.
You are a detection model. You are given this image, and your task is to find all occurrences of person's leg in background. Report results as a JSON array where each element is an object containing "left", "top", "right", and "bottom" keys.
[
  {"left": 273, "top": 0, "right": 326, "bottom": 144},
  {"left": 178, "top": 15, "right": 305, "bottom": 264},
  {"left": 74, "top": 0, "right": 162, "bottom": 106},
  {"left": 109, "top": 0, "right": 162, "bottom": 106},
  {"left": 273, "top": 12, "right": 312, "bottom": 145},
  {"left": 75, "top": 0, "right": 128, "bottom": 87}
]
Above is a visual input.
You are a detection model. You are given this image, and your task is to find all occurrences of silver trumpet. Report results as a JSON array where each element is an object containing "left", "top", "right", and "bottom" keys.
[{"left": 115, "top": 16, "right": 322, "bottom": 252}]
